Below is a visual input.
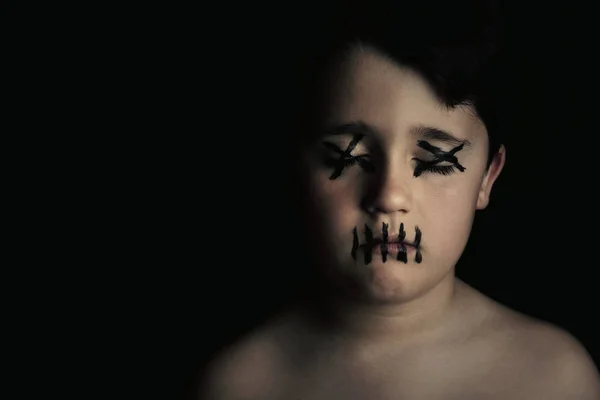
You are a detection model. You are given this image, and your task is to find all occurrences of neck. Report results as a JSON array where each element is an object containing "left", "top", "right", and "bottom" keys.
[{"left": 299, "top": 271, "right": 462, "bottom": 347}]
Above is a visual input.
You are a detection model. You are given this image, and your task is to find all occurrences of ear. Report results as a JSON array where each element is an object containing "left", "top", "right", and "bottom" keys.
[{"left": 476, "top": 145, "right": 506, "bottom": 210}]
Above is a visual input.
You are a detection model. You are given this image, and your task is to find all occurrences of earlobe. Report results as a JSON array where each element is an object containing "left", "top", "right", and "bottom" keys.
[{"left": 476, "top": 145, "right": 506, "bottom": 210}]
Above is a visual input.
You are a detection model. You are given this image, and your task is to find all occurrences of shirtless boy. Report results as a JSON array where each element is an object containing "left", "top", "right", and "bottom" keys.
[{"left": 198, "top": 1, "right": 600, "bottom": 398}]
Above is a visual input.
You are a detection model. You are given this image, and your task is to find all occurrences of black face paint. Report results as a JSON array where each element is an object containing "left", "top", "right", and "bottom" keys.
[
  {"left": 396, "top": 223, "right": 407, "bottom": 263},
  {"left": 322, "top": 134, "right": 375, "bottom": 180},
  {"left": 413, "top": 141, "right": 466, "bottom": 177},
  {"left": 351, "top": 223, "right": 423, "bottom": 264},
  {"left": 364, "top": 224, "right": 373, "bottom": 265},
  {"left": 414, "top": 226, "right": 422, "bottom": 263},
  {"left": 381, "top": 222, "right": 389, "bottom": 263},
  {"left": 351, "top": 227, "right": 359, "bottom": 260}
]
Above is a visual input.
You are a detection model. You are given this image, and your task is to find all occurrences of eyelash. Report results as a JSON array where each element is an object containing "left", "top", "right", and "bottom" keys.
[
  {"left": 324, "top": 155, "right": 361, "bottom": 166},
  {"left": 322, "top": 141, "right": 458, "bottom": 178},
  {"left": 324, "top": 155, "right": 374, "bottom": 170},
  {"left": 414, "top": 162, "right": 457, "bottom": 176},
  {"left": 325, "top": 156, "right": 456, "bottom": 176}
]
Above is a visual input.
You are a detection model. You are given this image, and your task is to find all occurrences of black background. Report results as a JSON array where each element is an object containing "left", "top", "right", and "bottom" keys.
[{"left": 114, "top": 2, "right": 600, "bottom": 398}]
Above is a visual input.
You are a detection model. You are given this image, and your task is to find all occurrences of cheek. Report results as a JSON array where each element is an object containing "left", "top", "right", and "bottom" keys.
[
  {"left": 312, "top": 177, "right": 359, "bottom": 226},
  {"left": 303, "top": 166, "right": 364, "bottom": 236},
  {"left": 423, "top": 166, "right": 483, "bottom": 211},
  {"left": 421, "top": 180, "right": 480, "bottom": 251}
]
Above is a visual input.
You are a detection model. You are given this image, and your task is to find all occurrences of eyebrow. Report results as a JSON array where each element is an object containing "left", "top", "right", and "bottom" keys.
[
  {"left": 322, "top": 121, "right": 379, "bottom": 137},
  {"left": 322, "top": 121, "right": 472, "bottom": 148},
  {"left": 411, "top": 126, "right": 472, "bottom": 148}
]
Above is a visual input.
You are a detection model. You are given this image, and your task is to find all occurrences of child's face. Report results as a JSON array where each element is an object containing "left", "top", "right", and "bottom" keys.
[{"left": 299, "top": 47, "right": 504, "bottom": 302}]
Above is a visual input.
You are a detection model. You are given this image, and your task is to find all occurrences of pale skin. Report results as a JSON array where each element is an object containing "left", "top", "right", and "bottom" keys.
[{"left": 198, "top": 47, "right": 600, "bottom": 399}]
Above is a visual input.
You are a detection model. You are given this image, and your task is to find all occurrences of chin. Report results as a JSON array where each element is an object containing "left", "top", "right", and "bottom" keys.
[
  {"left": 324, "top": 257, "right": 448, "bottom": 304},
  {"left": 364, "top": 262, "right": 432, "bottom": 302}
]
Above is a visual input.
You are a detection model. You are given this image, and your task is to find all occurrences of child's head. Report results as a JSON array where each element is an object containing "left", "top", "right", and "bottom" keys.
[
  {"left": 293, "top": 0, "right": 505, "bottom": 167},
  {"left": 289, "top": 0, "right": 506, "bottom": 303}
]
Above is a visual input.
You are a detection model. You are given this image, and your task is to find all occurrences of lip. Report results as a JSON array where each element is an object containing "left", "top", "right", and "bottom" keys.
[
  {"left": 378, "top": 235, "right": 418, "bottom": 247},
  {"left": 366, "top": 242, "right": 415, "bottom": 254}
]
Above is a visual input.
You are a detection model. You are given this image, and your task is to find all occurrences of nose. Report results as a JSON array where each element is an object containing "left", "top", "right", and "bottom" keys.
[{"left": 363, "top": 164, "right": 413, "bottom": 215}]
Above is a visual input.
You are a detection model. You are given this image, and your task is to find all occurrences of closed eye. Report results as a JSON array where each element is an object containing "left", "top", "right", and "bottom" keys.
[
  {"left": 422, "top": 165, "right": 456, "bottom": 176},
  {"left": 324, "top": 154, "right": 375, "bottom": 171},
  {"left": 412, "top": 158, "right": 457, "bottom": 176}
]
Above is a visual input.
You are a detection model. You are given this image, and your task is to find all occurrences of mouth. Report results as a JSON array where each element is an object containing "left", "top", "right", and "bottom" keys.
[
  {"left": 364, "top": 240, "right": 416, "bottom": 254},
  {"left": 352, "top": 224, "right": 423, "bottom": 264}
]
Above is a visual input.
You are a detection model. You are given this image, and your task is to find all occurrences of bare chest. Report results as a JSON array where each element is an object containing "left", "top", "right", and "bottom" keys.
[{"left": 269, "top": 349, "right": 535, "bottom": 400}]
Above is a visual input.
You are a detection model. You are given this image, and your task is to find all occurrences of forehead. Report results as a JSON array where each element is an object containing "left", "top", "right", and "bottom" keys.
[{"left": 321, "top": 47, "right": 487, "bottom": 142}]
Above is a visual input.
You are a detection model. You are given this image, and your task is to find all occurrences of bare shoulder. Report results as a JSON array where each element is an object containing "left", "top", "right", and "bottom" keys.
[
  {"left": 460, "top": 283, "right": 600, "bottom": 399},
  {"left": 517, "top": 318, "right": 600, "bottom": 399},
  {"left": 195, "top": 313, "right": 299, "bottom": 400}
]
